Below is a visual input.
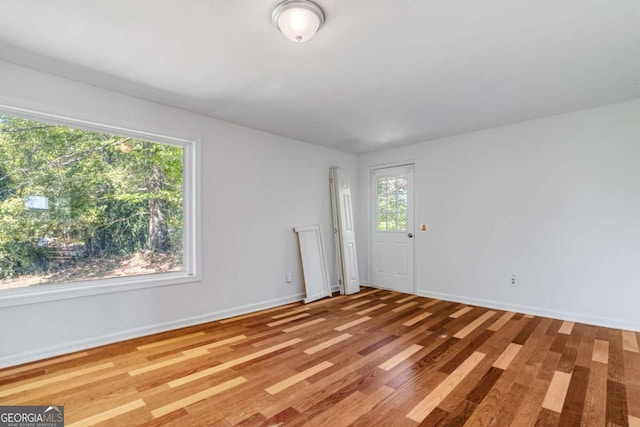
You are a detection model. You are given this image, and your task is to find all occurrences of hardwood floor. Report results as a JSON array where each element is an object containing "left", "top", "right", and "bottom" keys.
[{"left": 1, "top": 288, "right": 639, "bottom": 426}]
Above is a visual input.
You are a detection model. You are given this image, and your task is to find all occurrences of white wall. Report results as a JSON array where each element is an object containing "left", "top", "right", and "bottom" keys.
[
  {"left": 358, "top": 99, "right": 640, "bottom": 330},
  {"left": 0, "top": 61, "right": 358, "bottom": 368}
]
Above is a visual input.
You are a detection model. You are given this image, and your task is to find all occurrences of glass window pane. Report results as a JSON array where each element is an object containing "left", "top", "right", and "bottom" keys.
[
  {"left": 398, "top": 208, "right": 407, "bottom": 230},
  {"left": 377, "top": 213, "right": 387, "bottom": 231},
  {"left": 397, "top": 186, "right": 407, "bottom": 231},
  {"left": 386, "top": 177, "right": 397, "bottom": 195},
  {"left": 387, "top": 215, "right": 397, "bottom": 231},
  {"left": 0, "top": 114, "right": 185, "bottom": 291},
  {"left": 397, "top": 176, "right": 407, "bottom": 191},
  {"left": 387, "top": 191, "right": 397, "bottom": 212},
  {"left": 377, "top": 177, "right": 386, "bottom": 197},
  {"left": 377, "top": 209, "right": 383, "bottom": 231},
  {"left": 378, "top": 193, "right": 386, "bottom": 214}
]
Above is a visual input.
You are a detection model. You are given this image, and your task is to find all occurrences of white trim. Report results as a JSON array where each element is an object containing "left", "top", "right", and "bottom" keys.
[
  {"left": 0, "top": 292, "right": 305, "bottom": 369},
  {"left": 0, "top": 103, "right": 201, "bottom": 307},
  {"left": 417, "top": 289, "right": 640, "bottom": 332},
  {"left": 183, "top": 130, "right": 202, "bottom": 283},
  {"left": 0, "top": 273, "right": 199, "bottom": 308},
  {"left": 0, "top": 103, "right": 192, "bottom": 147}
]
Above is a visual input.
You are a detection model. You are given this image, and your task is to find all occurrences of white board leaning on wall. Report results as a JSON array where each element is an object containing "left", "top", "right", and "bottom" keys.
[{"left": 294, "top": 225, "right": 332, "bottom": 304}]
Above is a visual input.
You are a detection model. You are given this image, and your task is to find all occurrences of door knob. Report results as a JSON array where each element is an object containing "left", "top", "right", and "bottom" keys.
[{"left": 408, "top": 233, "right": 414, "bottom": 238}]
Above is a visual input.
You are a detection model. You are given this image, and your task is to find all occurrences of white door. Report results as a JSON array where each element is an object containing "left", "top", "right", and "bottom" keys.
[
  {"left": 371, "top": 164, "right": 415, "bottom": 293},
  {"left": 330, "top": 168, "right": 360, "bottom": 295}
]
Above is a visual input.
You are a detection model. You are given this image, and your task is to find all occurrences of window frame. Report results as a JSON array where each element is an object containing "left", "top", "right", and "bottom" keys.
[{"left": 0, "top": 104, "right": 201, "bottom": 308}]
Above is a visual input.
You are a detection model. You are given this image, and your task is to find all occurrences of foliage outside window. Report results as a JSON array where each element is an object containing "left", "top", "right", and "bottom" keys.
[
  {"left": 0, "top": 114, "right": 186, "bottom": 291},
  {"left": 377, "top": 175, "right": 408, "bottom": 231}
]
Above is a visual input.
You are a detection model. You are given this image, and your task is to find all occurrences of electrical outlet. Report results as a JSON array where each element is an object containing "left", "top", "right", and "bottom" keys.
[
  {"left": 510, "top": 274, "right": 517, "bottom": 287},
  {"left": 285, "top": 273, "right": 293, "bottom": 283}
]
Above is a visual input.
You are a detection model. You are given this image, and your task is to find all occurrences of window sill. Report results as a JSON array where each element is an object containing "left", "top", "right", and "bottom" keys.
[{"left": 0, "top": 272, "right": 201, "bottom": 308}]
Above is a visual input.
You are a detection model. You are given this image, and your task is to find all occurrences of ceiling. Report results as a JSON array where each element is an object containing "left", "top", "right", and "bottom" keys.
[{"left": 0, "top": 0, "right": 639, "bottom": 153}]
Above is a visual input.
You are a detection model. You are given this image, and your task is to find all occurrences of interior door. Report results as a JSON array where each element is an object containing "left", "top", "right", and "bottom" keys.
[
  {"left": 330, "top": 168, "right": 360, "bottom": 295},
  {"left": 371, "top": 164, "right": 415, "bottom": 293}
]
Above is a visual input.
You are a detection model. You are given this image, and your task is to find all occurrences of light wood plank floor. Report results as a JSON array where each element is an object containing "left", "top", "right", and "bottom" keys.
[{"left": 1, "top": 288, "right": 639, "bottom": 426}]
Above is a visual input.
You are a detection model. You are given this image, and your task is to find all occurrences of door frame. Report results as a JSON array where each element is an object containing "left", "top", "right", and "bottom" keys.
[{"left": 367, "top": 159, "right": 417, "bottom": 295}]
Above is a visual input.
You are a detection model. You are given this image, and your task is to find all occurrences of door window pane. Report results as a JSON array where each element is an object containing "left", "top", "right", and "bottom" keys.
[{"left": 376, "top": 175, "right": 408, "bottom": 231}]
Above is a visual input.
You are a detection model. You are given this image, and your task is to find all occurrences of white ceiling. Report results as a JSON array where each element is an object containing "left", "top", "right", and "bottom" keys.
[{"left": 0, "top": 0, "right": 639, "bottom": 153}]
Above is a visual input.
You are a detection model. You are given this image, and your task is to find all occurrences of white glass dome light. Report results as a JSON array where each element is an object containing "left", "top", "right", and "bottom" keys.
[{"left": 272, "top": 0, "right": 325, "bottom": 43}]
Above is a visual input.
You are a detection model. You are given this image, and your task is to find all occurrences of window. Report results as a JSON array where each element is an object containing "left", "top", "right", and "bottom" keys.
[
  {"left": 0, "top": 109, "right": 198, "bottom": 302},
  {"left": 377, "top": 175, "right": 408, "bottom": 231}
]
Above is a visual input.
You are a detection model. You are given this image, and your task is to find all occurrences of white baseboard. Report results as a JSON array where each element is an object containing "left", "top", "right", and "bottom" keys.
[
  {"left": 364, "top": 284, "right": 400, "bottom": 293},
  {"left": 417, "top": 289, "right": 640, "bottom": 332},
  {"left": 0, "top": 292, "right": 305, "bottom": 369}
]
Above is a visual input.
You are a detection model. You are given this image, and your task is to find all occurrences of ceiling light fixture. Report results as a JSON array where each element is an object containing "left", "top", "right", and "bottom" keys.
[{"left": 272, "top": 0, "right": 325, "bottom": 43}]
